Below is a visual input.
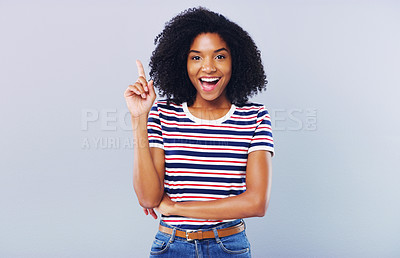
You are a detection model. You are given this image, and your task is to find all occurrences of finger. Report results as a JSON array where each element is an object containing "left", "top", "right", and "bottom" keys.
[
  {"left": 132, "top": 79, "right": 148, "bottom": 98},
  {"left": 124, "top": 87, "right": 135, "bottom": 98},
  {"left": 143, "top": 208, "right": 148, "bottom": 215},
  {"left": 128, "top": 84, "right": 143, "bottom": 96},
  {"left": 147, "top": 80, "right": 155, "bottom": 97},
  {"left": 131, "top": 83, "right": 148, "bottom": 99},
  {"left": 149, "top": 209, "right": 158, "bottom": 219},
  {"left": 133, "top": 84, "right": 147, "bottom": 99},
  {"left": 137, "top": 76, "right": 148, "bottom": 92},
  {"left": 136, "top": 60, "right": 146, "bottom": 79},
  {"left": 125, "top": 86, "right": 139, "bottom": 97}
]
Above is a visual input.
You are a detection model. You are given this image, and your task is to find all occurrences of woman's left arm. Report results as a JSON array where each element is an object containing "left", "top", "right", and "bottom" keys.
[{"left": 156, "top": 150, "right": 272, "bottom": 220}]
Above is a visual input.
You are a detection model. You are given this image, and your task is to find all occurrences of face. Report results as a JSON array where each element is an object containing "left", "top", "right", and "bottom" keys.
[{"left": 187, "top": 33, "right": 232, "bottom": 105}]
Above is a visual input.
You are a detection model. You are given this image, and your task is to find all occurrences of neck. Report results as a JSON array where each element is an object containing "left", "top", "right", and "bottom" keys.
[{"left": 191, "top": 93, "right": 231, "bottom": 109}]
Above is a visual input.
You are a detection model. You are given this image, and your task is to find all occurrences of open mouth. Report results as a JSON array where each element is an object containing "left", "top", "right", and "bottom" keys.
[{"left": 199, "top": 77, "right": 220, "bottom": 92}]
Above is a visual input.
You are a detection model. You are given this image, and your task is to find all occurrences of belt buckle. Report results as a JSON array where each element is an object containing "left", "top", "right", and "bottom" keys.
[{"left": 185, "top": 230, "right": 196, "bottom": 241}]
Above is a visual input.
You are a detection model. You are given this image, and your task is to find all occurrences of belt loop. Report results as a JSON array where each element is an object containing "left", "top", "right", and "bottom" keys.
[
  {"left": 212, "top": 228, "right": 221, "bottom": 243},
  {"left": 169, "top": 228, "right": 176, "bottom": 243}
]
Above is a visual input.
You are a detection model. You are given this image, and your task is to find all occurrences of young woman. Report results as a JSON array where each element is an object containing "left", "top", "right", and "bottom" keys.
[{"left": 124, "top": 7, "right": 274, "bottom": 257}]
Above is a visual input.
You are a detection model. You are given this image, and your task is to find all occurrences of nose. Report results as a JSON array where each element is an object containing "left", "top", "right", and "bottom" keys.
[{"left": 201, "top": 59, "right": 216, "bottom": 73}]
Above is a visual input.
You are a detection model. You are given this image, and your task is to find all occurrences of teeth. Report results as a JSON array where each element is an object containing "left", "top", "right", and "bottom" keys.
[{"left": 200, "top": 77, "right": 219, "bottom": 82}]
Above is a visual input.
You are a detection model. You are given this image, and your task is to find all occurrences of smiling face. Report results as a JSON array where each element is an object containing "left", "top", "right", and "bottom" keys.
[{"left": 187, "top": 33, "right": 232, "bottom": 106}]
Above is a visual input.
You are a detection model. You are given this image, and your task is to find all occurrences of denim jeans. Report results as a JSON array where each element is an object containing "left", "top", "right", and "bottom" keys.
[{"left": 149, "top": 219, "right": 251, "bottom": 257}]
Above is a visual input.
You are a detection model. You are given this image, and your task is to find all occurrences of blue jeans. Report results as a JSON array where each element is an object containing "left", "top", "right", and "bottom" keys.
[{"left": 149, "top": 219, "right": 251, "bottom": 257}]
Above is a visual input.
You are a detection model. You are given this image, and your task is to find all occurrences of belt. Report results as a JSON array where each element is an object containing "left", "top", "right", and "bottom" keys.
[{"left": 158, "top": 221, "right": 245, "bottom": 241}]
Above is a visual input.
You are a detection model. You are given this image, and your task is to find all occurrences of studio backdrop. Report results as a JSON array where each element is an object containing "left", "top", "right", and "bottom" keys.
[{"left": 1, "top": 0, "right": 399, "bottom": 257}]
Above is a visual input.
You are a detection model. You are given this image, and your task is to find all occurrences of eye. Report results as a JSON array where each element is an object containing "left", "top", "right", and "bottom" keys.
[
  {"left": 191, "top": 56, "right": 201, "bottom": 61},
  {"left": 215, "top": 55, "right": 225, "bottom": 60}
]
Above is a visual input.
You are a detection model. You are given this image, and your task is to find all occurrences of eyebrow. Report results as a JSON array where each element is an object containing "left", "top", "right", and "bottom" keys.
[{"left": 188, "top": 48, "right": 229, "bottom": 54}]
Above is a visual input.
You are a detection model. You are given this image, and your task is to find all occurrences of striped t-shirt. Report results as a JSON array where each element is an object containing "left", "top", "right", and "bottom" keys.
[{"left": 147, "top": 100, "right": 274, "bottom": 230}]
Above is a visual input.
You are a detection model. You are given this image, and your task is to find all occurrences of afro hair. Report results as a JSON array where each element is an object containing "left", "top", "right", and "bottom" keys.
[{"left": 149, "top": 7, "right": 267, "bottom": 106}]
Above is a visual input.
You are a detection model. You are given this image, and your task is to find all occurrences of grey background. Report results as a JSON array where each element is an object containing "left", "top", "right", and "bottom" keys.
[{"left": 1, "top": 0, "right": 399, "bottom": 257}]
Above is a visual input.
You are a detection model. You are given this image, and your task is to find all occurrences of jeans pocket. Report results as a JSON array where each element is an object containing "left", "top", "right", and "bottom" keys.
[
  {"left": 150, "top": 232, "right": 171, "bottom": 255},
  {"left": 218, "top": 232, "right": 250, "bottom": 255}
]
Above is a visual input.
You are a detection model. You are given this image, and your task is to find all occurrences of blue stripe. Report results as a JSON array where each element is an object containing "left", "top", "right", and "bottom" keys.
[
  {"left": 233, "top": 110, "right": 259, "bottom": 116},
  {"left": 165, "top": 175, "right": 245, "bottom": 183},
  {"left": 249, "top": 142, "right": 274, "bottom": 148},
  {"left": 165, "top": 150, "right": 247, "bottom": 159},
  {"left": 258, "top": 109, "right": 269, "bottom": 118},
  {"left": 168, "top": 224, "right": 224, "bottom": 230},
  {"left": 158, "top": 103, "right": 183, "bottom": 112},
  {"left": 149, "top": 139, "right": 163, "bottom": 145},
  {"left": 223, "top": 119, "right": 257, "bottom": 126},
  {"left": 254, "top": 130, "right": 273, "bottom": 137},
  {"left": 260, "top": 118, "right": 272, "bottom": 126},
  {"left": 148, "top": 117, "right": 161, "bottom": 125},
  {"left": 165, "top": 188, "right": 245, "bottom": 196},
  {"left": 165, "top": 163, "right": 246, "bottom": 171},
  {"left": 148, "top": 128, "right": 162, "bottom": 136},
  {"left": 164, "top": 138, "right": 249, "bottom": 147},
  {"left": 159, "top": 113, "right": 193, "bottom": 123},
  {"left": 162, "top": 126, "right": 254, "bottom": 136}
]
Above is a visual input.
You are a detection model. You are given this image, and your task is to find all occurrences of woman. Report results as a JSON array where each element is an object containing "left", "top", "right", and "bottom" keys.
[{"left": 124, "top": 7, "right": 274, "bottom": 257}]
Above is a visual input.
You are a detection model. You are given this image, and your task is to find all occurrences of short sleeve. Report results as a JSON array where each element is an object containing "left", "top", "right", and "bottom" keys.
[
  {"left": 147, "top": 102, "right": 164, "bottom": 149},
  {"left": 248, "top": 106, "right": 274, "bottom": 156}
]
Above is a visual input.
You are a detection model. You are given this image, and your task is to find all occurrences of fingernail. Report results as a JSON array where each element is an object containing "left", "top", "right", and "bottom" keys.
[
  {"left": 141, "top": 93, "right": 146, "bottom": 98},
  {"left": 144, "top": 86, "right": 148, "bottom": 92}
]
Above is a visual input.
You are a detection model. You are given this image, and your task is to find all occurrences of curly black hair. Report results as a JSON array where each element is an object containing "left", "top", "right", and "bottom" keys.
[{"left": 149, "top": 7, "right": 267, "bottom": 106}]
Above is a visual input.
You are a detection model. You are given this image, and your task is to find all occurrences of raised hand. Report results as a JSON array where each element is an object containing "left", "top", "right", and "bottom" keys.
[{"left": 124, "top": 60, "right": 156, "bottom": 118}]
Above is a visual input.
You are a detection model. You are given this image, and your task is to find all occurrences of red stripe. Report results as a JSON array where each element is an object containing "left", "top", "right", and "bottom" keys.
[
  {"left": 162, "top": 121, "right": 257, "bottom": 130},
  {"left": 230, "top": 114, "right": 257, "bottom": 120},
  {"left": 165, "top": 182, "right": 245, "bottom": 188},
  {"left": 164, "top": 133, "right": 252, "bottom": 141},
  {"left": 257, "top": 125, "right": 272, "bottom": 130},
  {"left": 169, "top": 196, "right": 222, "bottom": 200},
  {"left": 166, "top": 170, "right": 246, "bottom": 176},
  {"left": 161, "top": 110, "right": 186, "bottom": 117},
  {"left": 256, "top": 116, "right": 271, "bottom": 123},
  {"left": 165, "top": 157, "right": 247, "bottom": 164},
  {"left": 164, "top": 145, "right": 246, "bottom": 152},
  {"left": 237, "top": 107, "right": 262, "bottom": 111},
  {"left": 148, "top": 124, "right": 161, "bottom": 130},
  {"left": 252, "top": 137, "right": 273, "bottom": 143}
]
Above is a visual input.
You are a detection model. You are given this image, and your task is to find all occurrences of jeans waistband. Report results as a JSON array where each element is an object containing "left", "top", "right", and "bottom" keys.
[{"left": 159, "top": 219, "right": 243, "bottom": 232}]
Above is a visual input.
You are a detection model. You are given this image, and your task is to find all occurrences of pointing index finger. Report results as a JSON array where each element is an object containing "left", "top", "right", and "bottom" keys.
[{"left": 136, "top": 60, "right": 146, "bottom": 79}]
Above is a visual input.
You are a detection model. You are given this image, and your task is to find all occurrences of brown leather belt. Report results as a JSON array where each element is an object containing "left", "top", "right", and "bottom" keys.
[{"left": 159, "top": 221, "right": 245, "bottom": 241}]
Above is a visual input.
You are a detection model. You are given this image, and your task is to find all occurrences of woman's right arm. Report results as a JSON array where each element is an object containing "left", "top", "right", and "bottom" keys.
[{"left": 124, "top": 60, "right": 165, "bottom": 209}]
